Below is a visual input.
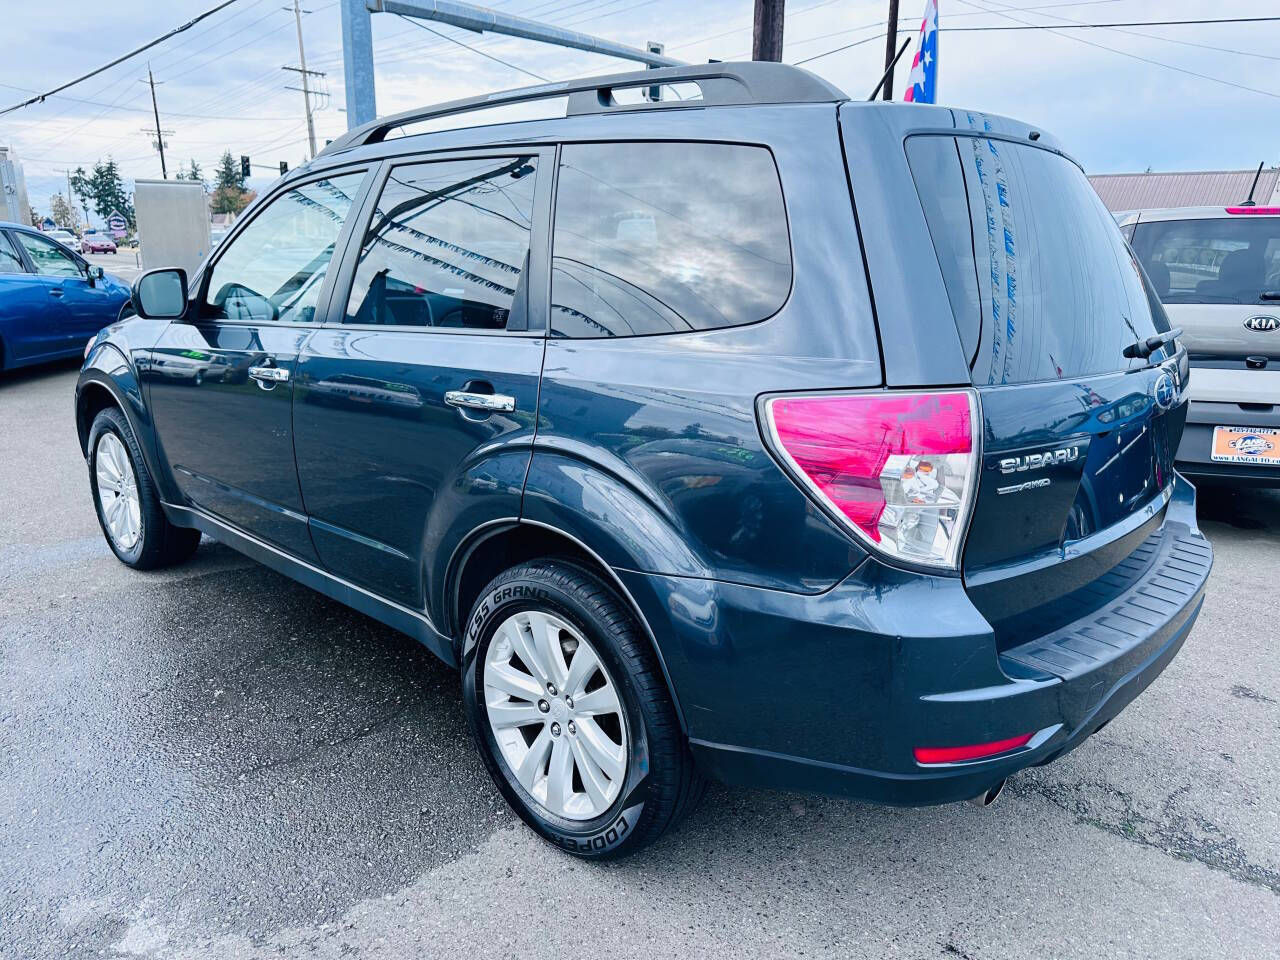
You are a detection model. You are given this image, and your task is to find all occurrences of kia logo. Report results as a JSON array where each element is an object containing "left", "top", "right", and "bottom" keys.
[{"left": 1244, "top": 315, "right": 1280, "bottom": 332}]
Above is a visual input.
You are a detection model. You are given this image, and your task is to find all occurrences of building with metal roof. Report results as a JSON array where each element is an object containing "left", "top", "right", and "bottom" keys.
[{"left": 1089, "top": 166, "right": 1280, "bottom": 213}]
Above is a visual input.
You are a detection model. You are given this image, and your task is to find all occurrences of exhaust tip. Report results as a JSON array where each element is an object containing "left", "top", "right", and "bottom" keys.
[{"left": 966, "top": 778, "right": 1007, "bottom": 808}]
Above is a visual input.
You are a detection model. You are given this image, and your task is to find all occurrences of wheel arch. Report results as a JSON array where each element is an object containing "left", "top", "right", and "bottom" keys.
[
  {"left": 75, "top": 347, "right": 170, "bottom": 502},
  {"left": 446, "top": 519, "right": 689, "bottom": 735}
]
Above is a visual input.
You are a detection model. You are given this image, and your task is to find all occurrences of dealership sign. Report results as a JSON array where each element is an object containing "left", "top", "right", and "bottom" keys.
[{"left": 106, "top": 211, "right": 127, "bottom": 238}]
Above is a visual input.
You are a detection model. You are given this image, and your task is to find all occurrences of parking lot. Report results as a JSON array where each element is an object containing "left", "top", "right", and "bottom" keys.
[{"left": 1, "top": 360, "right": 1277, "bottom": 959}]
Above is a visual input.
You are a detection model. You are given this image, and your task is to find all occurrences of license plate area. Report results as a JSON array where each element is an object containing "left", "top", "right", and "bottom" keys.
[{"left": 1211, "top": 426, "right": 1280, "bottom": 465}]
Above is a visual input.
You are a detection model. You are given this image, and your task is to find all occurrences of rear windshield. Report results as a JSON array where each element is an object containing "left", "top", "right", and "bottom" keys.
[
  {"left": 1130, "top": 216, "right": 1280, "bottom": 305},
  {"left": 907, "top": 135, "right": 1160, "bottom": 386}
]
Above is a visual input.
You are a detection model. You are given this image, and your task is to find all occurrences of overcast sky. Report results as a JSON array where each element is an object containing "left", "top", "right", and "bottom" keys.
[{"left": 3, "top": 0, "right": 1278, "bottom": 221}]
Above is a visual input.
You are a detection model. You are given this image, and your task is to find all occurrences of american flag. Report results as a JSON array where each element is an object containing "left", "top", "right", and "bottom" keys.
[{"left": 902, "top": 0, "right": 939, "bottom": 104}]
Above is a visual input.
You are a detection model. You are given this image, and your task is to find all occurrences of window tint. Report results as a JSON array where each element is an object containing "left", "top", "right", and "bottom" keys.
[
  {"left": 906, "top": 134, "right": 1159, "bottom": 385},
  {"left": 1130, "top": 217, "right": 1280, "bottom": 305},
  {"left": 345, "top": 156, "right": 538, "bottom": 330},
  {"left": 550, "top": 142, "right": 791, "bottom": 338},
  {"left": 204, "top": 172, "right": 365, "bottom": 323},
  {"left": 15, "top": 232, "right": 81, "bottom": 277},
  {"left": 0, "top": 232, "right": 24, "bottom": 274}
]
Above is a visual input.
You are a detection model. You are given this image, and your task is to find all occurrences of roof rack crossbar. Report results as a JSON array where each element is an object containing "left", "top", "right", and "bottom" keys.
[{"left": 318, "top": 61, "right": 847, "bottom": 158}]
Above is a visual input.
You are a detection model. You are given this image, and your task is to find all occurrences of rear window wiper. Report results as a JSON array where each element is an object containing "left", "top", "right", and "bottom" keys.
[
  {"left": 1123, "top": 327, "right": 1182, "bottom": 360},
  {"left": 1261, "top": 290, "right": 1280, "bottom": 301}
]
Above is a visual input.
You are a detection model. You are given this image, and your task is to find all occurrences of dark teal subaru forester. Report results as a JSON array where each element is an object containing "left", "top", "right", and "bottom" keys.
[{"left": 75, "top": 62, "right": 1212, "bottom": 858}]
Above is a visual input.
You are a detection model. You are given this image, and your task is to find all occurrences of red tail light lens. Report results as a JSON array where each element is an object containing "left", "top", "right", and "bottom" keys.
[
  {"left": 914, "top": 732, "right": 1034, "bottom": 765},
  {"left": 761, "top": 390, "right": 980, "bottom": 570},
  {"left": 1225, "top": 206, "right": 1280, "bottom": 215}
]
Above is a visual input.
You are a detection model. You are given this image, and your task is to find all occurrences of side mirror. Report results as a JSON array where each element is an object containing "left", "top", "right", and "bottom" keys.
[
  {"left": 132, "top": 268, "right": 189, "bottom": 320},
  {"left": 87, "top": 265, "right": 106, "bottom": 283}
]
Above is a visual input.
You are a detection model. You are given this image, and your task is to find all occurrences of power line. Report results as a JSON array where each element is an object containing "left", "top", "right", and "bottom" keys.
[
  {"left": 944, "top": 15, "right": 1280, "bottom": 32},
  {"left": 395, "top": 15, "right": 551, "bottom": 83},
  {"left": 0, "top": 0, "right": 248, "bottom": 117}
]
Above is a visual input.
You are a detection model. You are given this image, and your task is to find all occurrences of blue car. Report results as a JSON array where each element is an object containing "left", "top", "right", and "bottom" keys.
[
  {"left": 0, "top": 220, "right": 131, "bottom": 372},
  {"left": 75, "top": 63, "right": 1211, "bottom": 859}
]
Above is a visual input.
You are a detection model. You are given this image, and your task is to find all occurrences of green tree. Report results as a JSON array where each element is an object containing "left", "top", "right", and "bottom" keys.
[
  {"left": 211, "top": 150, "right": 249, "bottom": 214},
  {"left": 178, "top": 158, "right": 206, "bottom": 188},
  {"left": 49, "top": 193, "right": 78, "bottom": 230},
  {"left": 71, "top": 159, "right": 134, "bottom": 228}
]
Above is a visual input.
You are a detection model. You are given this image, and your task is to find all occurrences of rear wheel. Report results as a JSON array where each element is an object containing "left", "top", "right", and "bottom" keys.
[
  {"left": 88, "top": 406, "right": 200, "bottom": 569},
  {"left": 461, "top": 560, "right": 704, "bottom": 859}
]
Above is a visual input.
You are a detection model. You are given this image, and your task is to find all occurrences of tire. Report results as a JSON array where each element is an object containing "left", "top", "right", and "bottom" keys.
[
  {"left": 461, "top": 560, "right": 705, "bottom": 859},
  {"left": 88, "top": 406, "right": 201, "bottom": 569}
]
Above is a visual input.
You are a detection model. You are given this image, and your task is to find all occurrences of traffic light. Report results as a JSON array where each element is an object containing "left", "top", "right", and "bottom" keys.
[
  {"left": 240, "top": 155, "right": 250, "bottom": 179},
  {"left": 279, "top": 161, "right": 288, "bottom": 176}
]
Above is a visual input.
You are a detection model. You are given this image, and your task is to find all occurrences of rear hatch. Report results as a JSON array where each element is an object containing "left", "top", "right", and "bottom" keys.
[{"left": 905, "top": 131, "right": 1185, "bottom": 644}]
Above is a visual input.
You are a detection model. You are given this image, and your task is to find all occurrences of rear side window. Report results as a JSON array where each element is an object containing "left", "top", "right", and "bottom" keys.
[
  {"left": 0, "top": 232, "right": 24, "bottom": 273},
  {"left": 550, "top": 141, "right": 791, "bottom": 338},
  {"left": 907, "top": 135, "right": 1159, "bottom": 385},
  {"left": 1130, "top": 217, "right": 1280, "bottom": 305}
]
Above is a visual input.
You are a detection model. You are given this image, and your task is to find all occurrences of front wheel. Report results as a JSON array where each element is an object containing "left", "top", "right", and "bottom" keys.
[
  {"left": 88, "top": 406, "right": 200, "bottom": 569},
  {"left": 461, "top": 560, "right": 704, "bottom": 859}
]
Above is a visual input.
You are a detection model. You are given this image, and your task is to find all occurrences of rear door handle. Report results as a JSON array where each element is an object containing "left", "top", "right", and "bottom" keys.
[
  {"left": 48, "top": 288, "right": 64, "bottom": 298},
  {"left": 249, "top": 365, "right": 290, "bottom": 385},
  {"left": 444, "top": 390, "right": 515, "bottom": 413}
]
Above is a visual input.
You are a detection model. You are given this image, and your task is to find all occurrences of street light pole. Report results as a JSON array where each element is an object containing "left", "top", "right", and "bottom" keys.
[{"left": 290, "top": 0, "right": 318, "bottom": 160}]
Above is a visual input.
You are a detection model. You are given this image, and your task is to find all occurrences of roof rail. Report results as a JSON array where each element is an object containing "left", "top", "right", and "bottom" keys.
[{"left": 317, "top": 61, "right": 848, "bottom": 158}]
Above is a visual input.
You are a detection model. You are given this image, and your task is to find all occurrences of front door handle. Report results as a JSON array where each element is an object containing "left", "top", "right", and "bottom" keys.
[
  {"left": 249, "top": 365, "right": 290, "bottom": 387},
  {"left": 48, "top": 287, "right": 64, "bottom": 298},
  {"left": 444, "top": 390, "right": 515, "bottom": 413}
]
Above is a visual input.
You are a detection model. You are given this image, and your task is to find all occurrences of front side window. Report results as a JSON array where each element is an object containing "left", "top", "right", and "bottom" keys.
[
  {"left": 203, "top": 171, "right": 366, "bottom": 323},
  {"left": 345, "top": 156, "right": 538, "bottom": 330},
  {"left": 1130, "top": 217, "right": 1280, "bottom": 305},
  {"left": 0, "top": 232, "right": 25, "bottom": 274},
  {"left": 550, "top": 141, "right": 792, "bottom": 338},
  {"left": 15, "top": 232, "right": 81, "bottom": 277}
]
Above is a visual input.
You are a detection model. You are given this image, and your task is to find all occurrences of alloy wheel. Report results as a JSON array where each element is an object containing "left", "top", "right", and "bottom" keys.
[
  {"left": 483, "top": 609, "right": 628, "bottom": 821},
  {"left": 95, "top": 432, "right": 141, "bottom": 551}
]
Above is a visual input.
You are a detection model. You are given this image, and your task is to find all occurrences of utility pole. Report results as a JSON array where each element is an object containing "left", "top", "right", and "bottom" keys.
[
  {"left": 289, "top": 0, "right": 318, "bottom": 160},
  {"left": 144, "top": 64, "right": 168, "bottom": 178},
  {"left": 752, "top": 0, "right": 785, "bottom": 62},
  {"left": 882, "top": 0, "right": 900, "bottom": 100}
]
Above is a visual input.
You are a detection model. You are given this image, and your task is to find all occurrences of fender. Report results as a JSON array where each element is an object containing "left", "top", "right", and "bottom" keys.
[
  {"left": 520, "top": 443, "right": 707, "bottom": 581},
  {"left": 76, "top": 342, "right": 175, "bottom": 503}
]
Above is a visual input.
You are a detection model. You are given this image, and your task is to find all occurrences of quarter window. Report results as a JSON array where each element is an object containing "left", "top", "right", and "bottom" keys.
[
  {"left": 0, "top": 232, "right": 24, "bottom": 274},
  {"left": 345, "top": 156, "right": 539, "bottom": 330},
  {"left": 550, "top": 142, "right": 792, "bottom": 338},
  {"left": 203, "top": 171, "right": 366, "bottom": 323},
  {"left": 15, "top": 232, "right": 81, "bottom": 277}
]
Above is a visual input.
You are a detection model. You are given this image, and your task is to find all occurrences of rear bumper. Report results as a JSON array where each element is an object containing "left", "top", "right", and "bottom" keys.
[
  {"left": 624, "top": 476, "right": 1211, "bottom": 805},
  {"left": 1176, "top": 399, "right": 1280, "bottom": 487}
]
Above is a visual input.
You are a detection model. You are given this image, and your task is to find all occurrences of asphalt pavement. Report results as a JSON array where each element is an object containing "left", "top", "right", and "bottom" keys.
[
  {"left": 1, "top": 361, "right": 1277, "bottom": 959},
  {"left": 85, "top": 250, "right": 143, "bottom": 283}
]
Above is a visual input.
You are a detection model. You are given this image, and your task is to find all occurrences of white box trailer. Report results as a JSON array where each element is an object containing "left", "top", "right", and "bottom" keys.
[
  {"left": 0, "top": 146, "right": 32, "bottom": 225},
  {"left": 134, "top": 179, "right": 211, "bottom": 277}
]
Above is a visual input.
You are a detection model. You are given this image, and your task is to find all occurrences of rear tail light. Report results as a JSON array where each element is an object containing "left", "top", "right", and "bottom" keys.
[
  {"left": 761, "top": 390, "right": 980, "bottom": 570},
  {"left": 1225, "top": 206, "right": 1280, "bottom": 215}
]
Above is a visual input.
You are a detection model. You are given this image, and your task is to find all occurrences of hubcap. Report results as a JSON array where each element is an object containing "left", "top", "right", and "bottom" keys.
[
  {"left": 95, "top": 432, "right": 141, "bottom": 551},
  {"left": 483, "top": 609, "right": 628, "bottom": 821}
]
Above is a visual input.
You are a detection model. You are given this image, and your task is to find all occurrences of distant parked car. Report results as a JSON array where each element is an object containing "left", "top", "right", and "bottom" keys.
[
  {"left": 46, "top": 228, "right": 82, "bottom": 253},
  {"left": 83, "top": 236, "right": 118, "bottom": 254},
  {"left": 1118, "top": 204, "right": 1280, "bottom": 485},
  {"left": 0, "top": 220, "right": 131, "bottom": 372}
]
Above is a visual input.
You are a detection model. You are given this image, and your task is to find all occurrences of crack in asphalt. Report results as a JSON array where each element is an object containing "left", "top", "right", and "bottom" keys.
[
  {"left": 229, "top": 696, "right": 421, "bottom": 781},
  {"left": 1014, "top": 778, "right": 1280, "bottom": 895}
]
